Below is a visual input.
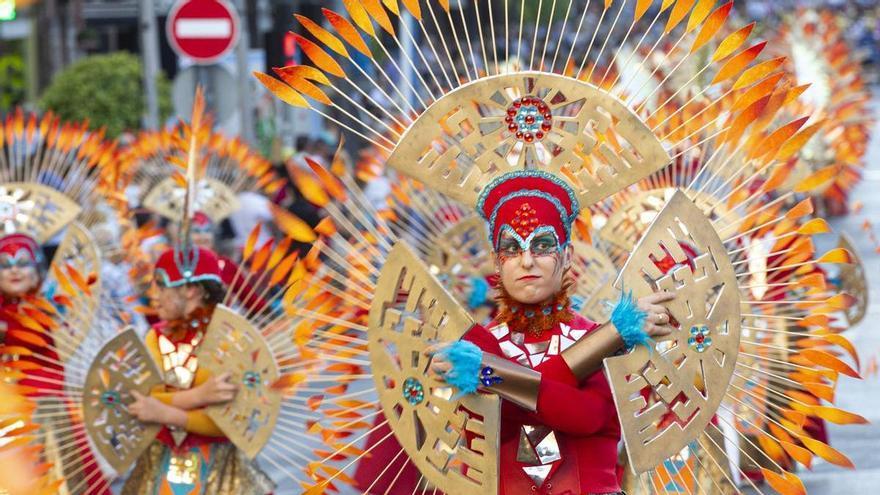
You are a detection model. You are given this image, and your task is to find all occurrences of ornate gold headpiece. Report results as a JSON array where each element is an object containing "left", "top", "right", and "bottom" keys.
[{"left": 0, "top": 110, "right": 116, "bottom": 243}]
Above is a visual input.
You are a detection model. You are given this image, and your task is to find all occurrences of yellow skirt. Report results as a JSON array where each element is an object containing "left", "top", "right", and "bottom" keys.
[{"left": 121, "top": 440, "right": 274, "bottom": 495}]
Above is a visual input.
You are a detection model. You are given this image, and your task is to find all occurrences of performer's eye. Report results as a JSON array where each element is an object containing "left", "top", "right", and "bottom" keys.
[
  {"left": 498, "top": 241, "right": 522, "bottom": 257},
  {"left": 530, "top": 235, "right": 558, "bottom": 255}
]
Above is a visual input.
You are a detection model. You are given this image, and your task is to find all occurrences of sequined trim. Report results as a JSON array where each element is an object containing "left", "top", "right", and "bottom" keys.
[{"left": 497, "top": 225, "right": 561, "bottom": 253}]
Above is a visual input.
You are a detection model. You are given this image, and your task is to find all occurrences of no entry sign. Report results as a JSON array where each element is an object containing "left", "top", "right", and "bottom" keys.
[{"left": 167, "top": 0, "right": 240, "bottom": 64}]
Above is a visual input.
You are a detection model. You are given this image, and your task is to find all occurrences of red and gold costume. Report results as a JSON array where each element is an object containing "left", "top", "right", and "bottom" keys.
[{"left": 121, "top": 246, "right": 273, "bottom": 495}]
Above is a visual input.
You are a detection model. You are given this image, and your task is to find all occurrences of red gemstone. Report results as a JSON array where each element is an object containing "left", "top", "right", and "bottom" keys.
[
  {"left": 536, "top": 131, "right": 544, "bottom": 140},
  {"left": 513, "top": 101, "right": 522, "bottom": 108},
  {"left": 542, "top": 122, "right": 552, "bottom": 131},
  {"left": 544, "top": 112, "right": 552, "bottom": 120},
  {"left": 525, "top": 115, "right": 535, "bottom": 125},
  {"left": 695, "top": 333, "right": 705, "bottom": 344},
  {"left": 524, "top": 133, "right": 534, "bottom": 142},
  {"left": 516, "top": 131, "right": 524, "bottom": 139},
  {"left": 507, "top": 108, "right": 517, "bottom": 116},
  {"left": 505, "top": 116, "right": 514, "bottom": 124},
  {"left": 509, "top": 123, "right": 519, "bottom": 132}
]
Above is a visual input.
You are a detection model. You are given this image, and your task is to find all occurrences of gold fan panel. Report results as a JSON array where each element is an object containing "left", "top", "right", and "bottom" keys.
[
  {"left": 608, "top": 191, "right": 741, "bottom": 473},
  {"left": 570, "top": 240, "right": 618, "bottom": 322},
  {"left": 142, "top": 177, "right": 241, "bottom": 223},
  {"left": 0, "top": 182, "right": 81, "bottom": 243},
  {"left": 369, "top": 242, "right": 500, "bottom": 495},
  {"left": 838, "top": 234, "right": 867, "bottom": 326},
  {"left": 48, "top": 222, "right": 102, "bottom": 363},
  {"left": 598, "top": 188, "right": 738, "bottom": 257},
  {"left": 423, "top": 215, "right": 495, "bottom": 306},
  {"left": 385, "top": 72, "right": 671, "bottom": 208},
  {"left": 83, "top": 328, "right": 162, "bottom": 473},
  {"left": 197, "top": 305, "right": 281, "bottom": 459}
]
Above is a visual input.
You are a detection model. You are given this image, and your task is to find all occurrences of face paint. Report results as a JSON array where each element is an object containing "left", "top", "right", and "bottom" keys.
[
  {"left": 0, "top": 251, "right": 37, "bottom": 270},
  {"left": 496, "top": 229, "right": 569, "bottom": 305},
  {"left": 0, "top": 249, "right": 40, "bottom": 298},
  {"left": 496, "top": 226, "right": 562, "bottom": 262}
]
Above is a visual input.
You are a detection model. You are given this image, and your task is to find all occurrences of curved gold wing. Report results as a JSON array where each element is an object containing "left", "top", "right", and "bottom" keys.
[
  {"left": 838, "top": 234, "right": 867, "bottom": 326},
  {"left": 197, "top": 305, "right": 281, "bottom": 459},
  {"left": 385, "top": 72, "right": 671, "bottom": 208},
  {"left": 570, "top": 240, "right": 618, "bottom": 322},
  {"left": 369, "top": 241, "right": 500, "bottom": 495},
  {"left": 608, "top": 191, "right": 741, "bottom": 473},
  {"left": 142, "top": 176, "right": 241, "bottom": 223},
  {"left": 47, "top": 222, "right": 102, "bottom": 363},
  {"left": 599, "top": 189, "right": 739, "bottom": 260},
  {"left": 82, "top": 328, "right": 162, "bottom": 473},
  {"left": 0, "top": 183, "right": 81, "bottom": 243}
]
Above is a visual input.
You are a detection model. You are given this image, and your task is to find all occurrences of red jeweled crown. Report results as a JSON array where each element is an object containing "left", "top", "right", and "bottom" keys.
[
  {"left": 477, "top": 170, "right": 580, "bottom": 250},
  {"left": 0, "top": 233, "right": 43, "bottom": 265},
  {"left": 153, "top": 245, "right": 224, "bottom": 288}
]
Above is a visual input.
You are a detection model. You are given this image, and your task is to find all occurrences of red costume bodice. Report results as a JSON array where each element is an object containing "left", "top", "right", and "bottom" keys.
[
  {"left": 464, "top": 313, "right": 621, "bottom": 495},
  {"left": 354, "top": 312, "right": 621, "bottom": 495}
]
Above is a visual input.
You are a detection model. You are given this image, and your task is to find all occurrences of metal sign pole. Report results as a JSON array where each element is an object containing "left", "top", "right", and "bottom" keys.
[
  {"left": 139, "top": 0, "right": 161, "bottom": 129},
  {"left": 233, "top": 0, "right": 253, "bottom": 143}
]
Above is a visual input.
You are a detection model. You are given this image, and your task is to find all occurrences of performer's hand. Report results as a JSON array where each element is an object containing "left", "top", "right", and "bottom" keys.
[
  {"left": 637, "top": 291, "right": 675, "bottom": 338},
  {"left": 194, "top": 372, "right": 237, "bottom": 406},
  {"left": 424, "top": 344, "right": 452, "bottom": 382},
  {"left": 128, "top": 390, "right": 171, "bottom": 424}
]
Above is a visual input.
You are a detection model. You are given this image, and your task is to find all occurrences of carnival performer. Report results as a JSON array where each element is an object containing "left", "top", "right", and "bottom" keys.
[
  {"left": 416, "top": 172, "right": 673, "bottom": 495},
  {"left": 120, "top": 244, "right": 274, "bottom": 494},
  {"left": 256, "top": 2, "right": 868, "bottom": 494},
  {"left": 0, "top": 234, "right": 60, "bottom": 391}
]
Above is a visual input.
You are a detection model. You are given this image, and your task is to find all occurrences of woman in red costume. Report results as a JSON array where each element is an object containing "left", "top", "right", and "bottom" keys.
[
  {"left": 121, "top": 244, "right": 274, "bottom": 494},
  {"left": 0, "top": 233, "right": 60, "bottom": 390},
  {"left": 428, "top": 171, "right": 675, "bottom": 495}
]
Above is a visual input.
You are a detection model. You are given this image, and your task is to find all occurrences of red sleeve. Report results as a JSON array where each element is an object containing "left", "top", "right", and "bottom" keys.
[
  {"left": 462, "top": 324, "right": 503, "bottom": 354},
  {"left": 463, "top": 325, "right": 614, "bottom": 436},
  {"left": 530, "top": 356, "right": 615, "bottom": 435}
]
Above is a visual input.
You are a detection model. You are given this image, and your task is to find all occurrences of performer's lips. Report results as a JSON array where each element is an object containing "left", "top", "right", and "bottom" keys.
[{"left": 517, "top": 274, "right": 541, "bottom": 281}]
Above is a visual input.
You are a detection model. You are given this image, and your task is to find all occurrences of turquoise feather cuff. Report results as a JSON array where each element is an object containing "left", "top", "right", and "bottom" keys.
[
  {"left": 610, "top": 290, "right": 651, "bottom": 351},
  {"left": 439, "top": 340, "right": 484, "bottom": 395}
]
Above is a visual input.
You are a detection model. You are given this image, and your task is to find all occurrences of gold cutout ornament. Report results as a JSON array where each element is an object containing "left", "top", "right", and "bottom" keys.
[
  {"left": 197, "top": 305, "right": 282, "bottom": 459},
  {"left": 607, "top": 191, "right": 741, "bottom": 473},
  {"left": 370, "top": 241, "right": 500, "bottom": 494},
  {"left": 82, "top": 328, "right": 163, "bottom": 473},
  {"left": 837, "top": 234, "right": 867, "bottom": 326},
  {"left": 385, "top": 73, "right": 671, "bottom": 207}
]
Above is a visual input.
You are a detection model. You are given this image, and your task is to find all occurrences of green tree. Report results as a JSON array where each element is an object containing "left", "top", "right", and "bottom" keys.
[
  {"left": 0, "top": 52, "right": 26, "bottom": 111},
  {"left": 40, "top": 52, "right": 172, "bottom": 138}
]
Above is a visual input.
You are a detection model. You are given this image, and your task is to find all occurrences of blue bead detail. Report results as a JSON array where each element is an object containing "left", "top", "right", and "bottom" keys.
[
  {"left": 100, "top": 390, "right": 122, "bottom": 408},
  {"left": 242, "top": 371, "right": 261, "bottom": 389},
  {"left": 402, "top": 377, "right": 425, "bottom": 405},
  {"left": 688, "top": 325, "right": 712, "bottom": 353},
  {"left": 481, "top": 366, "right": 494, "bottom": 376}
]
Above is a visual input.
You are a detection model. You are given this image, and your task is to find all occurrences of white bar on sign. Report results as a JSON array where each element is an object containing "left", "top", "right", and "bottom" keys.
[{"left": 175, "top": 19, "right": 232, "bottom": 39}]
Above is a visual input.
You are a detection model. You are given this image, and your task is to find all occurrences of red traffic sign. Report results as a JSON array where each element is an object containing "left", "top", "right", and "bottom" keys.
[{"left": 167, "top": 0, "right": 240, "bottom": 64}]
